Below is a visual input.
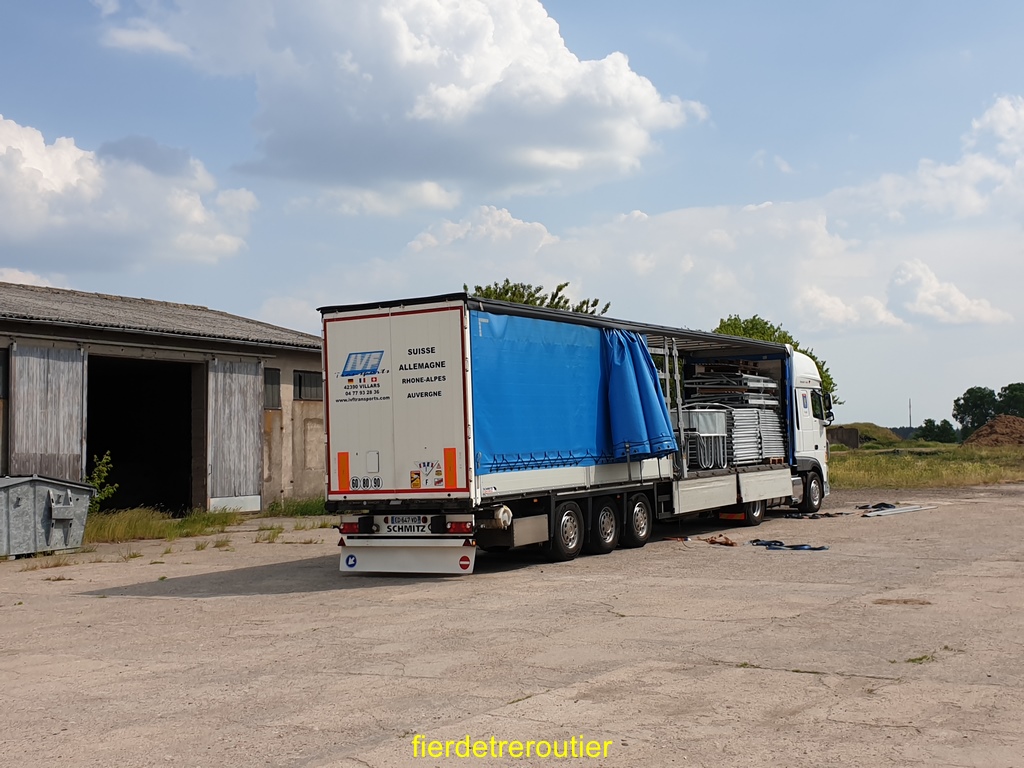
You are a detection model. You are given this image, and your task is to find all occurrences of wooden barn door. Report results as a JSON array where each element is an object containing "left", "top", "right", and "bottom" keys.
[
  {"left": 10, "top": 343, "right": 87, "bottom": 482},
  {"left": 207, "top": 359, "right": 263, "bottom": 511}
]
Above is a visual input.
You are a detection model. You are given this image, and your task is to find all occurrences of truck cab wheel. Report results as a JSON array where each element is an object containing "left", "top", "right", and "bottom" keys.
[
  {"left": 800, "top": 472, "right": 823, "bottom": 514},
  {"left": 620, "top": 492, "right": 652, "bottom": 549},
  {"left": 584, "top": 496, "right": 620, "bottom": 555},
  {"left": 548, "top": 501, "right": 584, "bottom": 561}
]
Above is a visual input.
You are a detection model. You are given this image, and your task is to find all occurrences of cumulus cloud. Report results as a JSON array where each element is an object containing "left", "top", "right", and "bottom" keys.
[
  {"left": 100, "top": 0, "right": 704, "bottom": 205},
  {"left": 0, "top": 114, "right": 257, "bottom": 270},
  {"left": 797, "top": 286, "right": 904, "bottom": 330},
  {"left": 887, "top": 260, "right": 1012, "bottom": 325}
]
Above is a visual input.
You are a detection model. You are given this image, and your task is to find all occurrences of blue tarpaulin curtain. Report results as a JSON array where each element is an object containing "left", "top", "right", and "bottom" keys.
[
  {"left": 470, "top": 311, "right": 677, "bottom": 474},
  {"left": 603, "top": 329, "right": 678, "bottom": 460}
]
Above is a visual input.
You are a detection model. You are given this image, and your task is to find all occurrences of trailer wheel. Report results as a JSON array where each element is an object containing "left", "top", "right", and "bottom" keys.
[
  {"left": 740, "top": 499, "right": 766, "bottom": 526},
  {"left": 620, "top": 492, "right": 652, "bottom": 549},
  {"left": 548, "top": 502, "right": 584, "bottom": 561},
  {"left": 800, "top": 472, "right": 823, "bottom": 514},
  {"left": 584, "top": 496, "right": 620, "bottom": 555}
]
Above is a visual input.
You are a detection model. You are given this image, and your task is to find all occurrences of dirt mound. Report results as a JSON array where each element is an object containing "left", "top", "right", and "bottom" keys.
[{"left": 964, "top": 414, "right": 1024, "bottom": 446}]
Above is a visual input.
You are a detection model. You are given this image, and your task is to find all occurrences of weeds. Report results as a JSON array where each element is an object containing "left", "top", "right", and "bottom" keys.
[
  {"left": 44, "top": 575, "right": 73, "bottom": 582},
  {"left": 161, "top": 546, "right": 174, "bottom": 555},
  {"left": 117, "top": 547, "right": 142, "bottom": 562},
  {"left": 194, "top": 541, "right": 209, "bottom": 551},
  {"left": 213, "top": 536, "right": 232, "bottom": 549},
  {"left": 19, "top": 554, "right": 75, "bottom": 571},
  {"left": 254, "top": 526, "right": 283, "bottom": 543},
  {"left": 264, "top": 496, "right": 326, "bottom": 517},
  {"left": 79, "top": 544, "right": 98, "bottom": 554},
  {"left": 84, "top": 508, "right": 242, "bottom": 545},
  {"left": 293, "top": 517, "right": 336, "bottom": 531},
  {"left": 905, "top": 654, "right": 936, "bottom": 664}
]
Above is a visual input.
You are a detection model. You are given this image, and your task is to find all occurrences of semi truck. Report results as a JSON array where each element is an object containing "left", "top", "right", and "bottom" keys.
[{"left": 319, "top": 293, "right": 833, "bottom": 574}]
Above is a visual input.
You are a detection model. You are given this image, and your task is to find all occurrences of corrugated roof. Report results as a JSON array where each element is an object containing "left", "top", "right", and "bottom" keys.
[{"left": 0, "top": 282, "right": 320, "bottom": 350}]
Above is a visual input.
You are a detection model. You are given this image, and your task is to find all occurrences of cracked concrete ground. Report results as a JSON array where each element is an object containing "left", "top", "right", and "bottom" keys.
[{"left": 2, "top": 485, "right": 1023, "bottom": 767}]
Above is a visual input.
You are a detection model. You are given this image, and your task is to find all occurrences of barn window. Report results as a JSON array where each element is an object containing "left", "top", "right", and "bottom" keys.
[
  {"left": 293, "top": 370, "right": 322, "bottom": 401},
  {"left": 264, "top": 367, "right": 281, "bottom": 409}
]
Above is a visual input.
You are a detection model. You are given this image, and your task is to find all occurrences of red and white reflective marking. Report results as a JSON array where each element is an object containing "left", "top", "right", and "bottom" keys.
[{"left": 459, "top": 555, "right": 471, "bottom": 570}]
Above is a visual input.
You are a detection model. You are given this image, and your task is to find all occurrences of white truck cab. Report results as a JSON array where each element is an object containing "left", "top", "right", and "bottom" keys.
[{"left": 790, "top": 349, "right": 832, "bottom": 512}]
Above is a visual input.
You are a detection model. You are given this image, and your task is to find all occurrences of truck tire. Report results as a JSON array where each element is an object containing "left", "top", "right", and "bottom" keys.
[
  {"left": 620, "top": 492, "right": 652, "bottom": 549},
  {"left": 741, "top": 499, "right": 765, "bottom": 526},
  {"left": 548, "top": 501, "right": 584, "bottom": 561},
  {"left": 584, "top": 496, "right": 620, "bottom": 555},
  {"left": 800, "top": 472, "right": 823, "bottom": 514}
]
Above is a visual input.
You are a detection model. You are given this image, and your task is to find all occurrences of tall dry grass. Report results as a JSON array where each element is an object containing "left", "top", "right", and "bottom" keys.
[
  {"left": 84, "top": 509, "right": 242, "bottom": 544},
  {"left": 829, "top": 446, "right": 1024, "bottom": 489}
]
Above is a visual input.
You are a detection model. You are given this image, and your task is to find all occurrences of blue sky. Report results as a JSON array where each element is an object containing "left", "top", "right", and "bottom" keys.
[{"left": 2, "top": 1, "right": 1022, "bottom": 427}]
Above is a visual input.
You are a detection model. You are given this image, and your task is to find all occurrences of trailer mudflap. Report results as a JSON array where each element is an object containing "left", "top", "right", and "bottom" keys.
[{"left": 339, "top": 537, "right": 477, "bottom": 575}]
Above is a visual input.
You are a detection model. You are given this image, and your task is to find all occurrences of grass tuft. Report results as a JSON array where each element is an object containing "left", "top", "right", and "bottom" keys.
[
  {"left": 20, "top": 554, "right": 76, "bottom": 571},
  {"left": 44, "top": 575, "right": 73, "bottom": 582},
  {"left": 194, "top": 541, "right": 209, "bottom": 551},
  {"left": 254, "top": 526, "right": 283, "bottom": 543},
  {"left": 212, "top": 535, "right": 232, "bottom": 549}
]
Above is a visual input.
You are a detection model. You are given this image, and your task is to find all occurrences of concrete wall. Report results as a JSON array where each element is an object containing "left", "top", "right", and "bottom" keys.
[
  {"left": 827, "top": 426, "right": 860, "bottom": 450},
  {"left": 261, "top": 349, "right": 325, "bottom": 507}
]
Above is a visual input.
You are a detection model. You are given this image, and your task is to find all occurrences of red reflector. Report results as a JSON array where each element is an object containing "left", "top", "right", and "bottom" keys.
[
  {"left": 339, "top": 522, "right": 360, "bottom": 534},
  {"left": 446, "top": 521, "right": 474, "bottom": 534}
]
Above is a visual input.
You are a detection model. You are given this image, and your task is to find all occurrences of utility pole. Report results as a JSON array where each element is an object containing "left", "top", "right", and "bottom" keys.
[{"left": 909, "top": 398, "right": 913, "bottom": 429}]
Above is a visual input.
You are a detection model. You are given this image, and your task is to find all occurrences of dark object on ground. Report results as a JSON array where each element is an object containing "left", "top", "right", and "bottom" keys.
[{"left": 749, "top": 538, "right": 829, "bottom": 551}]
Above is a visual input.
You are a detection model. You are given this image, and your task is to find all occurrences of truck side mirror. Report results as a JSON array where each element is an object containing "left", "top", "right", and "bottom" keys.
[{"left": 823, "top": 392, "right": 833, "bottom": 410}]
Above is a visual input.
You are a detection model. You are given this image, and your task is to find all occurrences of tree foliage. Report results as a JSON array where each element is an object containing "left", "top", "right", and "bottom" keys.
[
  {"left": 713, "top": 314, "right": 839, "bottom": 403},
  {"left": 997, "top": 383, "right": 1024, "bottom": 417},
  {"left": 915, "top": 418, "right": 958, "bottom": 443},
  {"left": 465, "top": 279, "right": 610, "bottom": 315},
  {"left": 952, "top": 386, "right": 998, "bottom": 441}
]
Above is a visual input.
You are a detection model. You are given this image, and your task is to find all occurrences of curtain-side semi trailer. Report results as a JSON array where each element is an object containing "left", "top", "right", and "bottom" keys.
[{"left": 319, "top": 294, "right": 833, "bottom": 575}]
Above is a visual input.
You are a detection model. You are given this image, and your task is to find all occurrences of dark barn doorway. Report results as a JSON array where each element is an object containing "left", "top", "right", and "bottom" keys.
[{"left": 87, "top": 356, "right": 196, "bottom": 512}]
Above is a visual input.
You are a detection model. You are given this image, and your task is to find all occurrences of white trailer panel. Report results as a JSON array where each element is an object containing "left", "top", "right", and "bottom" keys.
[{"left": 324, "top": 301, "right": 471, "bottom": 501}]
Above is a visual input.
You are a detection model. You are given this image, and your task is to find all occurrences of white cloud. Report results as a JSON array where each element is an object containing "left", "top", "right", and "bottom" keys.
[
  {"left": 105, "top": 0, "right": 704, "bottom": 208},
  {"left": 887, "top": 259, "right": 1012, "bottom": 325},
  {"left": 0, "top": 114, "right": 257, "bottom": 270},
  {"left": 90, "top": 0, "right": 119, "bottom": 17},
  {"left": 318, "top": 181, "right": 461, "bottom": 217},
  {"left": 774, "top": 154, "right": 794, "bottom": 174},
  {"left": 968, "top": 94, "right": 1024, "bottom": 157},
  {"left": 101, "top": 20, "right": 192, "bottom": 57},
  {"left": 797, "top": 286, "right": 905, "bottom": 330},
  {"left": 0, "top": 268, "right": 63, "bottom": 288}
]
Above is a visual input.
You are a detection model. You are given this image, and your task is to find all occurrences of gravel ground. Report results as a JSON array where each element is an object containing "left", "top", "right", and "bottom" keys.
[{"left": 2, "top": 485, "right": 1023, "bottom": 767}]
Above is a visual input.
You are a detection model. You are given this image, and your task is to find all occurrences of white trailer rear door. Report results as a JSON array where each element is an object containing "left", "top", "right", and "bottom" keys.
[{"left": 323, "top": 301, "right": 471, "bottom": 501}]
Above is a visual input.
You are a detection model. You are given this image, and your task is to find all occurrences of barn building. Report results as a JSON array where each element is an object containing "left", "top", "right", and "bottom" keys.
[{"left": 0, "top": 282, "right": 324, "bottom": 512}]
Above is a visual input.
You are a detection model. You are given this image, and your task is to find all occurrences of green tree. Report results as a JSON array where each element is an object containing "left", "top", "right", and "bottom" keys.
[
  {"left": 996, "top": 382, "right": 1024, "bottom": 417},
  {"left": 915, "top": 418, "right": 958, "bottom": 443},
  {"left": 952, "top": 386, "right": 998, "bottom": 441},
  {"left": 465, "top": 279, "right": 610, "bottom": 315},
  {"left": 713, "top": 314, "right": 840, "bottom": 404}
]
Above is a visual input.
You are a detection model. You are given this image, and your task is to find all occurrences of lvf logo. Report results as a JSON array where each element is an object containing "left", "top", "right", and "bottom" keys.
[{"left": 342, "top": 350, "right": 384, "bottom": 377}]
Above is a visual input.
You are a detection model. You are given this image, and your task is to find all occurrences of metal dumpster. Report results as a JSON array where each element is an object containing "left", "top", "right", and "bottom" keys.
[{"left": 0, "top": 476, "right": 95, "bottom": 557}]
